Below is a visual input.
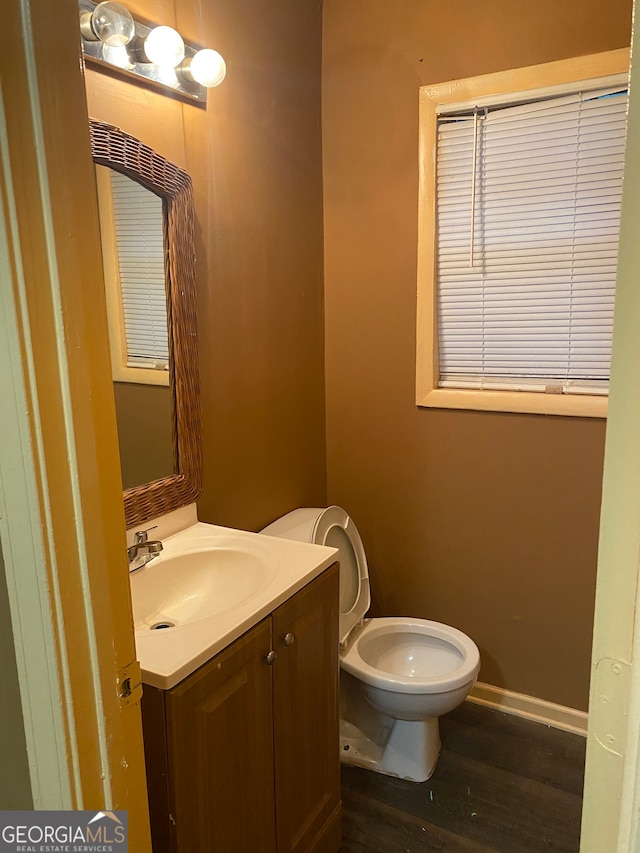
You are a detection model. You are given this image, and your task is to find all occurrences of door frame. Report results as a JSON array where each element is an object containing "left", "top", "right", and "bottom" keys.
[
  {"left": 0, "top": 1, "right": 151, "bottom": 847},
  {"left": 580, "top": 3, "right": 640, "bottom": 848}
]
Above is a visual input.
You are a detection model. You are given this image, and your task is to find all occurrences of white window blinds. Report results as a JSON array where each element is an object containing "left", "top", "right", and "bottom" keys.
[
  {"left": 110, "top": 170, "right": 169, "bottom": 371},
  {"left": 436, "top": 87, "right": 628, "bottom": 395}
]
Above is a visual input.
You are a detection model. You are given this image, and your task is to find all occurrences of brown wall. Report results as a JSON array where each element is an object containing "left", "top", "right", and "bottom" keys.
[
  {"left": 322, "top": 0, "right": 632, "bottom": 710},
  {"left": 85, "top": 0, "right": 326, "bottom": 532}
]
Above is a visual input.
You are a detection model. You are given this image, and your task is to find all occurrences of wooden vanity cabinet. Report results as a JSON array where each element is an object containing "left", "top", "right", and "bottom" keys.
[{"left": 142, "top": 564, "right": 341, "bottom": 853}]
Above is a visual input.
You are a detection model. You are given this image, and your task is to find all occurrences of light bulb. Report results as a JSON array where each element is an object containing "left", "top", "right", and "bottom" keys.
[
  {"left": 188, "top": 49, "right": 226, "bottom": 88},
  {"left": 144, "top": 26, "right": 185, "bottom": 67},
  {"left": 80, "top": 2, "right": 135, "bottom": 47}
]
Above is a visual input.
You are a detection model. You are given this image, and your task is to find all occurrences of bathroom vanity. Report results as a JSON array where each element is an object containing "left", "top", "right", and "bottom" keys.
[{"left": 129, "top": 522, "right": 341, "bottom": 853}]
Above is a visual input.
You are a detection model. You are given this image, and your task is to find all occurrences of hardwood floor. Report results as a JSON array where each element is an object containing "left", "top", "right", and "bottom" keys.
[{"left": 340, "top": 702, "right": 586, "bottom": 853}]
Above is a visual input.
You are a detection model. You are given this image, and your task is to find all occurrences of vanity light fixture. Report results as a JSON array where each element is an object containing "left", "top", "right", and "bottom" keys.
[{"left": 79, "top": 0, "right": 226, "bottom": 106}]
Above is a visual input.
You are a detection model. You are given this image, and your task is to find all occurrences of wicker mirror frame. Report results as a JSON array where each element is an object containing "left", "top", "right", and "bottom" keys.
[{"left": 90, "top": 120, "right": 202, "bottom": 527}]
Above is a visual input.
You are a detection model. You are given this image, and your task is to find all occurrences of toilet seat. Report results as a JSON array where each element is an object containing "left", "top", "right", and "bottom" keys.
[
  {"left": 341, "top": 617, "right": 480, "bottom": 694},
  {"left": 311, "top": 506, "right": 371, "bottom": 645}
]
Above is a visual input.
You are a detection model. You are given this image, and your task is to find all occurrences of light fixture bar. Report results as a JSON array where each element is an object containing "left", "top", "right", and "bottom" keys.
[{"left": 79, "top": 0, "right": 210, "bottom": 106}]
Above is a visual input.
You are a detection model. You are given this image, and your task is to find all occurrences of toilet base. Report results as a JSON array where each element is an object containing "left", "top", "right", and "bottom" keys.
[{"left": 340, "top": 716, "right": 441, "bottom": 782}]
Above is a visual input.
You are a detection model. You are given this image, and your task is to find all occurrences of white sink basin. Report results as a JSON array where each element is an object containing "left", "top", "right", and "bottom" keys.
[
  {"left": 130, "top": 521, "right": 338, "bottom": 689},
  {"left": 131, "top": 548, "right": 273, "bottom": 630}
]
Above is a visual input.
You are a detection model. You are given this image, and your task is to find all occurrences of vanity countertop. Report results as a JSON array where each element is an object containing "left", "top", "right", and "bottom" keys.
[{"left": 130, "top": 521, "right": 338, "bottom": 689}]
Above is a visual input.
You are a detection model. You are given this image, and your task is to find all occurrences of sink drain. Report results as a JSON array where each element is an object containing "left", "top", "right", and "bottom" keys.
[{"left": 150, "top": 621, "right": 175, "bottom": 630}]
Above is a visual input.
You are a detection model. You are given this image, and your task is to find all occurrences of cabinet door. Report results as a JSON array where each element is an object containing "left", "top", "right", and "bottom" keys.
[
  {"left": 272, "top": 564, "right": 341, "bottom": 853},
  {"left": 165, "top": 618, "right": 277, "bottom": 853}
]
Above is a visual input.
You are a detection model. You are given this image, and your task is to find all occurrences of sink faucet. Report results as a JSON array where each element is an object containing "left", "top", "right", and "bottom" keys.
[{"left": 128, "top": 528, "right": 163, "bottom": 573}]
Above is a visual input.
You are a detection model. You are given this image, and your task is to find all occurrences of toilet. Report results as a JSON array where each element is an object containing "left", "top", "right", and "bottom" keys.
[{"left": 261, "top": 506, "right": 480, "bottom": 782}]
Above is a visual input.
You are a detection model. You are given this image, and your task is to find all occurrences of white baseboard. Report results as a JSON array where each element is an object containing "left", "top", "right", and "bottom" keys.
[{"left": 467, "top": 681, "right": 588, "bottom": 737}]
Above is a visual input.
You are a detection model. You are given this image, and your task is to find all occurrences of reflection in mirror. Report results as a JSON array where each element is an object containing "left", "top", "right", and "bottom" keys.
[
  {"left": 95, "top": 165, "right": 175, "bottom": 490},
  {"left": 90, "top": 119, "right": 202, "bottom": 527}
]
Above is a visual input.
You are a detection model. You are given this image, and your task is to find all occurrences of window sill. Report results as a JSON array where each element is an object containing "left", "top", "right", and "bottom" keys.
[
  {"left": 417, "top": 387, "right": 607, "bottom": 418},
  {"left": 111, "top": 364, "right": 170, "bottom": 387}
]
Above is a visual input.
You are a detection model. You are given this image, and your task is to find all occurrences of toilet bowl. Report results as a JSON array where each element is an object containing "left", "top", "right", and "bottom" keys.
[{"left": 261, "top": 506, "right": 480, "bottom": 782}]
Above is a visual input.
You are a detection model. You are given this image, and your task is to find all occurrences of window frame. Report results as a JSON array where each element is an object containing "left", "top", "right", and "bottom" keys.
[{"left": 416, "top": 49, "right": 630, "bottom": 418}]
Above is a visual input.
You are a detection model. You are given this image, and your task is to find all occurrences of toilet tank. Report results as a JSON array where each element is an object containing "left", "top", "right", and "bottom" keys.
[{"left": 260, "top": 508, "right": 325, "bottom": 543}]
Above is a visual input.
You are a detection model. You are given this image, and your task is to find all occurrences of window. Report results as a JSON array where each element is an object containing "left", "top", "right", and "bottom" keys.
[
  {"left": 95, "top": 165, "right": 170, "bottom": 387},
  {"left": 416, "top": 50, "right": 630, "bottom": 417}
]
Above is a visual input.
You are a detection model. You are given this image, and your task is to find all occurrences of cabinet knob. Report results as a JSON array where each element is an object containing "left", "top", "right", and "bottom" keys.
[
  {"left": 264, "top": 650, "right": 277, "bottom": 665},
  {"left": 281, "top": 632, "right": 295, "bottom": 647}
]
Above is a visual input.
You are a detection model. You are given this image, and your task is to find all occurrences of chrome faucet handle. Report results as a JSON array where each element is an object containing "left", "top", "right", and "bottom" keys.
[{"left": 133, "top": 526, "right": 158, "bottom": 545}]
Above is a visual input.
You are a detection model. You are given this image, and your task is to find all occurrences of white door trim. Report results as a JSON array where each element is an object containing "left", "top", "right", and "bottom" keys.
[{"left": 581, "top": 3, "right": 640, "bottom": 848}]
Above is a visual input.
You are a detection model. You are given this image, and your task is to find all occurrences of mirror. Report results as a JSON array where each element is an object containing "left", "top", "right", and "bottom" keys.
[
  {"left": 90, "top": 119, "right": 202, "bottom": 527},
  {"left": 95, "top": 164, "right": 174, "bottom": 490}
]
